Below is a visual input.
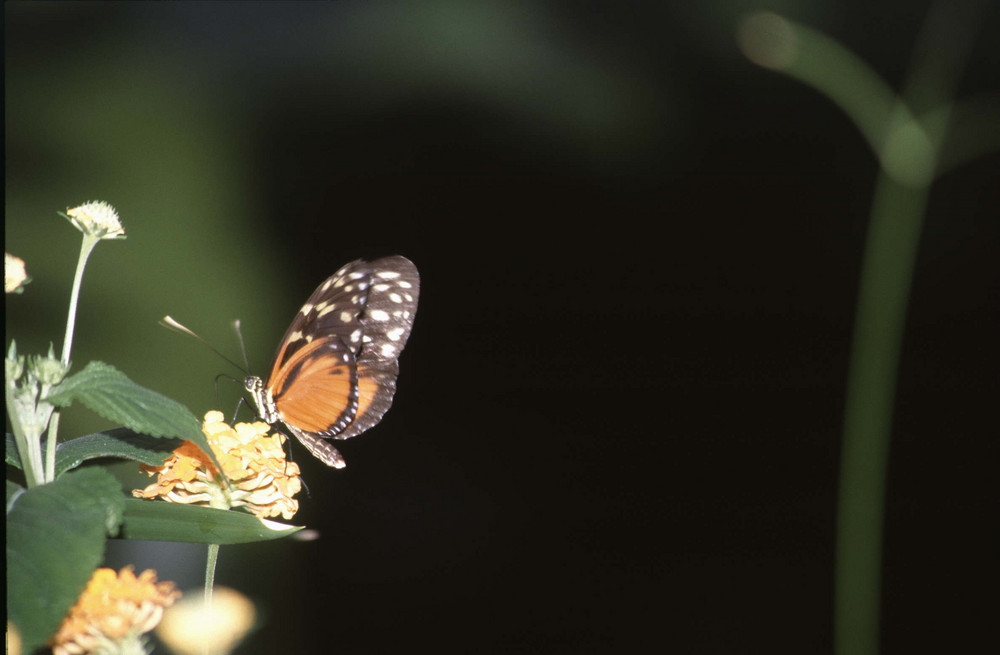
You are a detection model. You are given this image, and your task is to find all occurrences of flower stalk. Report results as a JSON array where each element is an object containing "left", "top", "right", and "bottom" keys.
[
  {"left": 61, "top": 233, "right": 99, "bottom": 368},
  {"left": 739, "top": 6, "right": 994, "bottom": 655}
]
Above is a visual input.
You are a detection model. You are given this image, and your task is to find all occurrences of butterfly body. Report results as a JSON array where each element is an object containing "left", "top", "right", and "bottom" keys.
[{"left": 245, "top": 256, "right": 419, "bottom": 467}]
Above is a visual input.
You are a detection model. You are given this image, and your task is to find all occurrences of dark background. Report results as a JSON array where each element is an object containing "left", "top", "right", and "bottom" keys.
[{"left": 5, "top": 2, "right": 997, "bottom": 653}]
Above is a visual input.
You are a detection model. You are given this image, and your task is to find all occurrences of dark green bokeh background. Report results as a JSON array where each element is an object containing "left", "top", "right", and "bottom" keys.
[{"left": 6, "top": 1, "right": 997, "bottom": 653}]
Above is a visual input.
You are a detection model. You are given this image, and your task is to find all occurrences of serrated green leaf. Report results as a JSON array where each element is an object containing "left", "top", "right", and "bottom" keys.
[
  {"left": 45, "top": 361, "right": 201, "bottom": 440},
  {"left": 6, "top": 468, "right": 126, "bottom": 652},
  {"left": 43, "top": 361, "right": 220, "bottom": 471},
  {"left": 120, "top": 498, "right": 302, "bottom": 544},
  {"left": 54, "top": 429, "right": 182, "bottom": 477},
  {"left": 6, "top": 432, "right": 21, "bottom": 469}
]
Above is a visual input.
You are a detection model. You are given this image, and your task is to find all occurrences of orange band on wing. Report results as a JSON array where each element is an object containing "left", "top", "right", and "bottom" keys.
[
  {"left": 356, "top": 366, "right": 380, "bottom": 419},
  {"left": 271, "top": 339, "right": 356, "bottom": 433}
]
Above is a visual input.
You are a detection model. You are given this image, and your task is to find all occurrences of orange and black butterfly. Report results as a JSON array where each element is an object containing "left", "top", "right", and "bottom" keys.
[{"left": 245, "top": 256, "right": 419, "bottom": 468}]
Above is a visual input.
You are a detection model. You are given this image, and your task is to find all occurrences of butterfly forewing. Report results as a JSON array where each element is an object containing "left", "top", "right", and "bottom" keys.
[
  {"left": 269, "top": 259, "right": 372, "bottom": 378},
  {"left": 262, "top": 256, "right": 419, "bottom": 467},
  {"left": 355, "top": 259, "right": 420, "bottom": 364}
]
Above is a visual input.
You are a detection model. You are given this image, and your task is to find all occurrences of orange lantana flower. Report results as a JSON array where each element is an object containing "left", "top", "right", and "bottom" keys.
[
  {"left": 51, "top": 567, "right": 179, "bottom": 655},
  {"left": 133, "top": 411, "right": 302, "bottom": 519}
]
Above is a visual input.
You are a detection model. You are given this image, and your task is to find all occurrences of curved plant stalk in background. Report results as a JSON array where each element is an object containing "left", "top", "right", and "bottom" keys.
[{"left": 738, "top": 3, "right": 996, "bottom": 654}]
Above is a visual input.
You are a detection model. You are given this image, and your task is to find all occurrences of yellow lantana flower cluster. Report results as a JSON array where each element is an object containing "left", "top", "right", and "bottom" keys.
[
  {"left": 50, "top": 567, "right": 179, "bottom": 655},
  {"left": 133, "top": 411, "right": 302, "bottom": 520}
]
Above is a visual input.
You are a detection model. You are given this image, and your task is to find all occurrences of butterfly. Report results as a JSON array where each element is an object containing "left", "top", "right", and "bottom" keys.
[{"left": 244, "top": 256, "right": 419, "bottom": 468}]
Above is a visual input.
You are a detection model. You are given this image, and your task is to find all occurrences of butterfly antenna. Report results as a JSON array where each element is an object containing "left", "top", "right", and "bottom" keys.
[
  {"left": 160, "top": 316, "right": 248, "bottom": 374},
  {"left": 232, "top": 319, "right": 254, "bottom": 375}
]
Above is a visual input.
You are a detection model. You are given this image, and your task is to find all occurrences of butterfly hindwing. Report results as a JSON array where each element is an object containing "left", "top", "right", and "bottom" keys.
[
  {"left": 334, "top": 359, "right": 399, "bottom": 440},
  {"left": 285, "top": 424, "right": 347, "bottom": 469}
]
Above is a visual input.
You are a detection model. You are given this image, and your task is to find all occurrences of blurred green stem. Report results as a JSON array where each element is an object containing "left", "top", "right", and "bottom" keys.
[
  {"left": 204, "top": 542, "right": 220, "bottom": 655},
  {"left": 739, "top": 5, "right": 992, "bottom": 653},
  {"left": 836, "top": 173, "right": 927, "bottom": 654}
]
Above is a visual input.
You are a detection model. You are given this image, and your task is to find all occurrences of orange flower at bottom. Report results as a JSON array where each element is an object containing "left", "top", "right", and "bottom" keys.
[
  {"left": 51, "top": 567, "right": 179, "bottom": 655},
  {"left": 133, "top": 410, "right": 302, "bottom": 519}
]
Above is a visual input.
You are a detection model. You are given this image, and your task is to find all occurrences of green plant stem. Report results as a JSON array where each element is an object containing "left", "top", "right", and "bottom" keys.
[
  {"left": 204, "top": 542, "right": 220, "bottom": 655},
  {"left": 61, "top": 233, "right": 99, "bottom": 367},
  {"left": 47, "top": 233, "right": 99, "bottom": 460},
  {"left": 738, "top": 10, "right": 982, "bottom": 655},
  {"left": 5, "top": 381, "right": 43, "bottom": 487},
  {"left": 835, "top": 173, "right": 928, "bottom": 655},
  {"left": 46, "top": 411, "right": 61, "bottom": 481}
]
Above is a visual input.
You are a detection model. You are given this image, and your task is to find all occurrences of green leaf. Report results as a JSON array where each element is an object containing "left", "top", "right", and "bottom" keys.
[
  {"left": 44, "top": 361, "right": 219, "bottom": 470},
  {"left": 120, "top": 498, "right": 302, "bottom": 544},
  {"left": 54, "top": 429, "right": 182, "bottom": 477},
  {"left": 6, "top": 432, "right": 21, "bottom": 469},
  {"left": 45, "top": 361, "right": 201, "bottom": 440},
  {"left": 6, "top": 468, "right": 125, "bottom": 652},
  {"left": 6, "top": 479, "right": 25, "bottom": 512}
]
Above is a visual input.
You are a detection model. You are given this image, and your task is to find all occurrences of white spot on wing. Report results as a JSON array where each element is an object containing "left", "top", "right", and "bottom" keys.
[
  {"left": 370, "top": 309, "right": 389, "bottom": 321},
  {"left": 340, "top": 311, "right": 353, "bottom": 323},
  {"left": 389, "top": 293, "right": 402, "bottom": 303},
  {"left": 376, "top": 271, "right": 400, "bottom": 279},
  {"left": 380, "top": 343, "right": 396, "bottom": 357},
  {"left": 387, "top": 327, "right": 405, "bottom": 341}
]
